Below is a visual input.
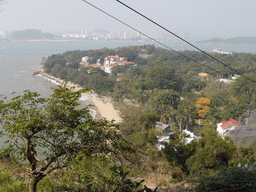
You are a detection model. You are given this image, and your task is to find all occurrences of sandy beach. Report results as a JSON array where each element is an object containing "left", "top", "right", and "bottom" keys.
[
  {"left": 41, "top": 73, "right": 122, "bottom": 123},
  {"left": 83, "top": 92, "right": 122, "bottom": 123}
]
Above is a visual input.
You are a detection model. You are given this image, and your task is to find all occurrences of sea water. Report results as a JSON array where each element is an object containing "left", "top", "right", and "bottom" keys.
[
  {"left": 0, "top": 39, "right": 256, "bottom": 147},
  {"left": 0, "top": 40, "right": 149, "bottom": 147}
]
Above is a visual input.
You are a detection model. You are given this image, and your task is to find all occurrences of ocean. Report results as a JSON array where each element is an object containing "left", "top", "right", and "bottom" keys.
[{"left": 0, "top": 39, "right": 256, "bottom": 146}]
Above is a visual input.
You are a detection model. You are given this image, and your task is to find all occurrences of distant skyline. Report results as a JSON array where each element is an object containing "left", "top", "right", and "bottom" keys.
[{"left": 1, "top": 0, "right": 256, "bottom": 40}]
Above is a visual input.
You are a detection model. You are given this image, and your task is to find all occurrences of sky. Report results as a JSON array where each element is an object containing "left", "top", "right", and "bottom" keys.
[{"left": 1, "top": 0, "right": 256, "bottom": 39}]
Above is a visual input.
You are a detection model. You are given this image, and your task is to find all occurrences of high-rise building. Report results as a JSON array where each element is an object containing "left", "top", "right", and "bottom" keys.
[{"left": 0, "top": 31, "right": 6, "bottom": 39}]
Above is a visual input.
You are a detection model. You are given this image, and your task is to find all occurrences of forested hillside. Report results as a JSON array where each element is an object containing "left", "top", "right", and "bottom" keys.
[
  {"left": 44, "top": 45, "right": 256, "bottom": 126},
  {"left": 1, "top": 45, "right": 256, "bottom": 191}
]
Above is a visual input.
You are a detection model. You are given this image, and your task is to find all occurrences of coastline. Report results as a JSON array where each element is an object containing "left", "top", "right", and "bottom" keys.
[
  {"left": 7, "top": 39, "right": 77, "bottom": 42},
  {"left": 40, "top": 72, "right": 122, "bottom": 123}
]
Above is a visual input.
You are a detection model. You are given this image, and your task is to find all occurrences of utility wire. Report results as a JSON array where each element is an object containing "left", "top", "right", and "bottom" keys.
[
  {"left": 116, "top": 0, "right": 256, "bottom": 83},
  {"left": 82, "top": 0, "right": 220, "bottom": 73}
]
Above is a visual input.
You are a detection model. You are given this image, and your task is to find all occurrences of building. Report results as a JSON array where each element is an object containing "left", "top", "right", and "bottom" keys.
[
  {"left": 82, "top": 56, "right": 89, "bottom": 62},
  {"left": 104, "top": 64, "right": 117, "bottom": 74},
  {"left": 104, "top": 55, "right": 128, "bottom": 65},
  {"left": 156, "top": 127, "right": 198, "bottom": 150},
  {"left": 217, "top": 118, "right": 240, "bottom": 136},
  {"left": 182, "top": 129, "right": 198, "bottom": 144},
  {"left": 232, "top": 75, "right": 241, "bottom": 80},
  {"left": 79, "top": 61, "right": 89, "bottom": 67},
  {"left": 103, "top": 55, "right": 129, "bottom": 73},
  {"left": 217, "top": 79, "right": 234, "bottom": 84},
  {"left": 88, "top": 64, "right": 104, "bottom": 69},
  {"left": 212, "top": 49, "right": 233, "bottom": 55},
  {"left": 80, "top": 55, "right": 136, "bottom": 74},
  {"left": 155, "top": 122, "right": 171, "bottom": 135},
  {"left": 198, "top": 73, "right": 212, "bottom": 80}
]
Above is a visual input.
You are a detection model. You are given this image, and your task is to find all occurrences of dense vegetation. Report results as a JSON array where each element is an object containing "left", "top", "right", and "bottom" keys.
[
  {"left": 1, "top": 45, "right": 256, "bottom": 191},
  {"left": 44, "top": 45, "right": 256, "bottom": 124}
]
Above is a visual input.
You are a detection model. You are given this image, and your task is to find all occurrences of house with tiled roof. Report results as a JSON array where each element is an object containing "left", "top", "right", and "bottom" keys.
[
  {"left": 79, "top": 61, "right": 89, "bottom": 67},
  {"left": 89, "top": 64, "right": 104, "bottom": 69},
  {"left": 104, "top": 55, "right": 128, "bottom": 66},
  {"left": 217, "top": 118, "right": 240, "bottom": 135}
]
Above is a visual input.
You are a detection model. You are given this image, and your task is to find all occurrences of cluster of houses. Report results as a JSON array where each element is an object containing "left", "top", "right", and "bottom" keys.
[
  {"left": 198, "top": 72, "right": 240, "bottom": 83},
  {"left": 156, "top": 118, "right": 240, "bottom": 150},
  {"left": 79, "top": 55, "right": 136, "bottom": 74}
]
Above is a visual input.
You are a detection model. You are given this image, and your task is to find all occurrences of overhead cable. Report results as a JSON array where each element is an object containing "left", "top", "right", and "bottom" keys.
[
  {"left": 116, "top": 0, "right": 256, "bottom": 83},
  {"left": 82, "top": 0, "right": 219, "bottom": 72}
]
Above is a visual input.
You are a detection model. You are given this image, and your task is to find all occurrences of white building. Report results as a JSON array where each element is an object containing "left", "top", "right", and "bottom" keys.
[
  {"left": 156, "top": 129, "right": 198, "bottom": 150},
  {"left": 0, "top": 31, "right": 6, "bottom": 39},
  {"left": 82, "top": 56, "right": 89, "bottom": 62},
  {"left": 232, "top": 75, "right": 241, "bottom": 80},
  {"left": 217, "top": 118, "right": 240, "bottom": 136},
  {"left": 217, "top": 79, "right": 234, "bottom": 84},
  {"left": 182, "top": 129, "right": 198, "bottom": 144},
  {"left": 213, "top": 49, "right": 233, "bottom": 55}
]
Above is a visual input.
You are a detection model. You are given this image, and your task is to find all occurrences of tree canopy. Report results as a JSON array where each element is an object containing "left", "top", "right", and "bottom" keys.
[{"left": 0, "top": 84, "right": 134, "bottom": 192}]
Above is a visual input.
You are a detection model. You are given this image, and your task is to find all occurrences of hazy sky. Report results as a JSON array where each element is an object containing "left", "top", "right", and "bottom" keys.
[{"left": 1, "top": 0, "right": 256, "bottom": 39}]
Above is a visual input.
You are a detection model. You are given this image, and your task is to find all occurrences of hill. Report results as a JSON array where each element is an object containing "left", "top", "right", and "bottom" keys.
[
  {"left": 198, "top": 36, "right": 256, "bottom": 44},
  {"left": 10, "top": 29, "right": 55, "bottom": 40}
]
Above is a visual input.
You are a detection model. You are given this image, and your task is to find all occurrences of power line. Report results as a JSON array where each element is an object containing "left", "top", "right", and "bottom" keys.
[
  {"left": 81, "top": 0, "right": 220, "bottom": 73},
  {"left": 116, "top": 0, "right": 256, "bottom": 83}
]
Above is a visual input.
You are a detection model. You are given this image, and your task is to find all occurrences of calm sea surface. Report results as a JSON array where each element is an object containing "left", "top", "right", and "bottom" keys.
[{"left": 0, "top": 39, "right": 256, "bottom": 146}]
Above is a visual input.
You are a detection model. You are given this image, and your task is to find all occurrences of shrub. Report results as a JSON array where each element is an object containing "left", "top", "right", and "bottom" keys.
[{"left": 193, "top": 167, "right": 256, "bottom": 191}]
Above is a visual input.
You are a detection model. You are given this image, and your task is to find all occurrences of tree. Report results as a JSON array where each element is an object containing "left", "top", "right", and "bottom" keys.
[
  {"left": 195, "top": 97, "right": 211, "bottom": 118},
  {"left": 0, "top": 84, "right": 134, "bottom": 192},
  {"left": 146, "top": 89, "right": 180, "bottom": 116},
  {"left": 162, "top": 131, "right": 197, "bottom": 174},
  {"left": 186, "top": 128, "right": 237, "bottom": 175},
  {"left": 147, "top": 66, "right": 180, "bottom": 90}
]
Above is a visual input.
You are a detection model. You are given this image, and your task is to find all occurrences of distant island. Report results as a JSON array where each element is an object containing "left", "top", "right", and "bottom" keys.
[
  {"left": 9, "top": 29, "right": 55, "bottom": 41},
  {"left": 197, "top": 37, "right": 256, "bottom": 44}
]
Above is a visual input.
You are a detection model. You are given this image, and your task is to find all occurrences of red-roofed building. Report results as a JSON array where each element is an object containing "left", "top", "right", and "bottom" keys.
[
  {"left": 119, "top": 57, "right": 128, "bottom": 62},
  {"left": 80, "top": 61, "right": 89, "bottom": 67},
  {"left": 104, "top": 55, "right": 128, "bottom": 66},
  {"left": 217, "top": 118, "right": 240, "bottom": 135},
  {"left": 89, "top": 64, "right": 104, "bottom": 69}
]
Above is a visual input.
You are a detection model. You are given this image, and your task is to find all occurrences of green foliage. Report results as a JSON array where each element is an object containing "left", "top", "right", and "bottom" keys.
[
  {"left": 116, "top": 47, "right": 139, "bottom": 61},
  {"left": 57, "top": 154, "right": 119, "bottom": 191},
  {"left": 230, "top": 146, "right": 255, "bottom": 167},
  {"left": 44, "top": 54, "right": 66, "bottom": 69},
  {"left": 186, "top": 129, "right": 237, "bottom": 175},
  {"left": 118, "top": 103, "right": 160, "bottom": 147},
  {"left": 146, "top": 89, "right": 180, "bottom": 115},
  {"left": 56, "top": 166, "right": 158, "bottom": 192},
  {"left": 0, "top": 161, "right": 29, "bottom": 192},
  {"left": 38, "top": 45, "right": 256, "bottom": 186},
  {"left": 0, "top": 84, "right": 135, "bottom": 192},
  {"left": 194, "top": 167, "right": 256, "bottom": 192},
  {"left": 147, "top": 66, "right": 179, "bottom": 91},
  {"left": 162, "top": 131, "right": 197, "bottom": 174}
]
